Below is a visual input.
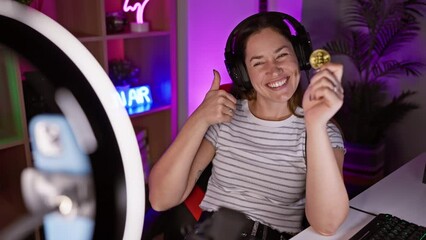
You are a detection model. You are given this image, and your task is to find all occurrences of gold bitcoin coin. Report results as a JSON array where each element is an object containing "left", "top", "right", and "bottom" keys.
[{"left": 309, "top": 49, "right": 331, "bottom": 69}]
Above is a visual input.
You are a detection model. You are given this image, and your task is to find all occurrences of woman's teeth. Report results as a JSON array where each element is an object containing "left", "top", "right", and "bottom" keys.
[{"left": 267, "top": 79, "right": 287, "bottom": 88}]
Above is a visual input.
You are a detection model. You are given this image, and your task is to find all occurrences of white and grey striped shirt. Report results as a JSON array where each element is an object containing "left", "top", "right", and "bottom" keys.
[{"left": 200, "top": 99, "right": 344, "bottom": 234}]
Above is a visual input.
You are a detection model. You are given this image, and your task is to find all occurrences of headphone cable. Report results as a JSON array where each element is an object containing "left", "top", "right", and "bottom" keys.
[{"left": 349, "top": 205, "right": 378, "bottom": 217}]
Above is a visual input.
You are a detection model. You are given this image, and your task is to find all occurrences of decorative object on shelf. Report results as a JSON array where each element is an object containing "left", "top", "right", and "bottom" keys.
[
  {"left": 13, "top": 0, "right": 33, "bottom": 5},
  {"left": 123, "top": 0, "right": 150, "bottom": 32},
  {"left": 323, "top": 0, "right": 425, "bottom": 197},
  {"left": 108, "top": 59, "right": 154, "bottom": 115},
  {"left": 108, "top": 58, "right": 141, "bottom": 87},
  {"left": 12, "top": 0, "right": 43, "bottom": 10},
  {"left": 117, "top": 85, "right": 153, "bottom": 115},
  {"left": 106, "top": 11, "right": 128, "bottom": 34}
]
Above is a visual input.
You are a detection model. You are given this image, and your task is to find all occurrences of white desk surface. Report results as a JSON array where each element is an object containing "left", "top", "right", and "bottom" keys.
[
  {"left": 292, "top": 152, "right": 426, "bottom": 239},
  {"left": 350, "top": 151, "right": 426, "bottom": 226},
  {"left": 291, "top": 209, "right": 375, "bottom": 240}
]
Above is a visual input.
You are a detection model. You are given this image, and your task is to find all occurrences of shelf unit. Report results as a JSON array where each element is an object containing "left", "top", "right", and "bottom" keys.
[
  {"left": 0, "top": 45, "right": 31, "bottom": 230},
  {"left": 39, "top": 0, "right": 177, "bottom": 164},
  {"left": 0, "top": 0, "right": 177, "bottom": 231}
]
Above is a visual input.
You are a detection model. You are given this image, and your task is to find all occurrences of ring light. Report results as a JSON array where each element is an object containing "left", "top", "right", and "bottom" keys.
[{"left": 0, "top": 0, "right": 145, "bottom": 239}]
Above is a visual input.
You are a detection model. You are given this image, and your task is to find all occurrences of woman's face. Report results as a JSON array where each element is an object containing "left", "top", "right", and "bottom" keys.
[{"left": 244, "top": 27, "right": 300, "bottom": 104}]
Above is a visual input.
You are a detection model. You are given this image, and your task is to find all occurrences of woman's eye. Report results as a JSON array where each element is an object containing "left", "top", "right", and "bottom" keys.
[
  {"left": 253, "top": 62, "right": 264, "bottom": 67},
  {"left": 277, "top": 53, "right": 288, "bottom": 59}
]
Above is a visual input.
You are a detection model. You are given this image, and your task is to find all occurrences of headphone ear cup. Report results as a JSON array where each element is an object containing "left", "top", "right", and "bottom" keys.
[
  {"left": 225, "top": 58, "right": 239, "bottom": 84},
  {"left": 225, "top": 57, "right": 251, "bottom": 91},
  {"left": 294, "top": 32, "right": 313, "bottom": 70},
  {"left": 235, "top": 60, "right": 251, "bottom": 90},
  {"left": 291, "top": 38, "right": 304, "bottom": 70}
]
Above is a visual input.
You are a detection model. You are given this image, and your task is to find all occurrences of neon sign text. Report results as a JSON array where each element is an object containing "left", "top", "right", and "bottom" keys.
[
  {"left": 123, "top": 0, "right": 150, "bottom": 24},
  {"left": 116, "top": 85, "right": 152, "bottom": 112}
]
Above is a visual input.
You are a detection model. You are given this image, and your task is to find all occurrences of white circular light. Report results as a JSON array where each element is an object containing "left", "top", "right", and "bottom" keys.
[{"left": 0, "top": 1, "right": 145, "bottom": 238}]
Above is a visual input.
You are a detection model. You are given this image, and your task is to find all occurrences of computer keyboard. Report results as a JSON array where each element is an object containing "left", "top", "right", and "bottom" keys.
[{"left": 350, "top": 213, "right": 426, "bottom": 240}]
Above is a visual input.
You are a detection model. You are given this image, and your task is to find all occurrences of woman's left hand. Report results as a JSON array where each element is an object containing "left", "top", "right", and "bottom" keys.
[{"left": 302, "top": 62, "right": 344, "bottom": 126}]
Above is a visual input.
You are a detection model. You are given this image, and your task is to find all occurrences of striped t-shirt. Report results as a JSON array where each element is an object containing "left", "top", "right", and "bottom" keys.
[{"left": 200, "top": 99, "right": 344, "bottom": 234}]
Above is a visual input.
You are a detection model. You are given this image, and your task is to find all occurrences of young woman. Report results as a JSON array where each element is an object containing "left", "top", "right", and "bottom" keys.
[{"left": 149, "top": 11, "right": 349, "bottom": 239}]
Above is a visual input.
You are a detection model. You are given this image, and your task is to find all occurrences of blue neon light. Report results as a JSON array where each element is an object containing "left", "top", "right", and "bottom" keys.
[{"left": 116, "top": 85, "right": 153, "bottom": 115}]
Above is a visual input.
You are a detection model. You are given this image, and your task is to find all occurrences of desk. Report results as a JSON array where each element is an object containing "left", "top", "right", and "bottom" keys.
[
  {"left": 291, "top": 209, "right": 374, "bottom": 240},
  {"left": 350, "top": 152, "right": 426, "bottom": 226},
  {"left": 292, "top": 152, "right": 426, "bottom": 239}
]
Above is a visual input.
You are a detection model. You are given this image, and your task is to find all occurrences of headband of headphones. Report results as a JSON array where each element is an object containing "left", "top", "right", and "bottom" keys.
[{"left": 224, "top": 12, "right": 313, "bottom": 90}]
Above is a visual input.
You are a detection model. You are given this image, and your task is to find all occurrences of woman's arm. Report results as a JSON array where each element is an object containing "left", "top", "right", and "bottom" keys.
[
  {"left": 149, "top": 70, "right": 236, "bottom": 211},
  {"left": 304, "top": 126, "right": 348, "bottom": 235},
  {"left": 148, "top": 117, "right": 214, "bottom": 211},
  {"left": 302, "top": 62, "right": 349, "bottom": 235}
]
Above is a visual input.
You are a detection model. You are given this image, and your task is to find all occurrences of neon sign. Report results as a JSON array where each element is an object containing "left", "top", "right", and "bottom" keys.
[
  {"left": 116, "top": 85, "right": 153, "bottom": 114},
  {"left": 123, "top": 0, "right": 150, "bottom": 24}
]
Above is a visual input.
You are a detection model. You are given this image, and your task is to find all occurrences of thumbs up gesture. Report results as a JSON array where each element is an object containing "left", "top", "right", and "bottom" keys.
[
  {"left": 209, "top": 69, "right": 222, "bottom": 91},
  {"left": 194, "top": 70, "right": 237, "bottom": 127}
]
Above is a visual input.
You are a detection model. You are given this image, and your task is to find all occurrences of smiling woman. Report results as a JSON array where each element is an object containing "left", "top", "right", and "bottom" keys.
[
  {"left": 149, "top": 11, "right": 348, "bottom": 240},
  {"left": 244, "top": 28, "right": 301, "bottom": 116}
]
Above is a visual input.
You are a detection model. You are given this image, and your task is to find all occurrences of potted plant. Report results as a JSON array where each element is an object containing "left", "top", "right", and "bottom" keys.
[
  {"left": 108, "top": 59, "right": 141, "bottom": 88},
  {"left": 322, "top": 0, "right": 425, "bottom": 195}
]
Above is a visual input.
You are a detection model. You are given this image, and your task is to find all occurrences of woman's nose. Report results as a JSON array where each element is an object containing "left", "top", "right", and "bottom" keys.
[{"left": 270, "top": 63, "right": 283, "bottom": 76}]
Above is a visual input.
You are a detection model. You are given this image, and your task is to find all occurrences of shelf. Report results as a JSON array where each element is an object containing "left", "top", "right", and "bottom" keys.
[
  {"left": 77, "top": 35, "right": 105, "bottom": 43},
  {"left": 0, "top": 139, "right": 26, "bottom": 151},
  {"left": 63, "top": 0, "right": 177, "bottom": 161},
  {"left": 0, "top": 0, "right": 176, "bottom": 236},
  {"left": 77, "top": 31, "right": 170, "bottom": 42},
  {"left": 106, "top": 31, "right": 170, "bottom": 40},
  {"left": 131, "top": 109, "right": 171, "bottom": 164},
  {"left": 55, "top": 0, "right": 106, "bottom": 37},
  {"left": 0, "top": 144, "right": 29, "bottom": 230},
  {"left": 130, "top": 105, "right": 171, "bottom": 118}
]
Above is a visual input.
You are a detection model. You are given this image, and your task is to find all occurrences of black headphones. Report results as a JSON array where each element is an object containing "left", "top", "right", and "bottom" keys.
[{"left": 224, "top": 12, "right": 313, "bottom": 91}]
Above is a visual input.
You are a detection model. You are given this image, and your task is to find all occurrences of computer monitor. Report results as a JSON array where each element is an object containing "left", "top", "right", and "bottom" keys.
[{"left": 0, "top": 1, "right": 144, "bottom": 239}]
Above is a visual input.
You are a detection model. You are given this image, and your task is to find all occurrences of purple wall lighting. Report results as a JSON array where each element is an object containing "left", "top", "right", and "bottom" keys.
[{"left": 186, "top": 0, "right": 257, "bottom": 116}]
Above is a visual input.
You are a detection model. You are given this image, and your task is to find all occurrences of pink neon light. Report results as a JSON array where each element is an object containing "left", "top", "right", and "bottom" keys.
[{"left": 123, "top": 0, "right": 150, "bottom": 24}]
